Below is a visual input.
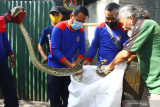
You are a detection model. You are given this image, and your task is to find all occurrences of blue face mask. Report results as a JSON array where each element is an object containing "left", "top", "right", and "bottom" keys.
[{"left": 71, "top": 20, "right": 83, "bottom": 30}]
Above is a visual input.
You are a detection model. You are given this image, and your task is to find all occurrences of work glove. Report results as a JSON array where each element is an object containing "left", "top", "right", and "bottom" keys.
[
  {"left": 3, "top": 6, "right": 26, "bottom": 24},
  {"left": 3, "top": 11, "right": 12, "bottom": 23}
]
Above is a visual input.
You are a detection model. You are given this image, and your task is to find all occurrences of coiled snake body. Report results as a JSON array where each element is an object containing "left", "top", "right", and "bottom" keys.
[
  {"left": 18, "top": 23, "right": 83, "bottom": 76},
  {"left": 13, "top": 7, "right": 111, "bottom": 77},
  {"left": 12, "top": 7, "right": 83, "bottom": 76}
]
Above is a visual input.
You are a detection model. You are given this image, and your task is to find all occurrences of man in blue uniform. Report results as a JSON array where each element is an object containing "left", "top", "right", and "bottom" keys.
[
  {"left": 83, "top": 2, "right": 128, "bottom": 65},
  {"left": 0, "top": 6, "right": 26, "bottom": 107},
  {"left": 48, "top": 5, "right": 89, "bottom": 107},
  {"left": 38, "top": 6, "right": 64, "bottom": 107},
  {"left": 38, "top": 6, "right": 63, "bottom": 63}
]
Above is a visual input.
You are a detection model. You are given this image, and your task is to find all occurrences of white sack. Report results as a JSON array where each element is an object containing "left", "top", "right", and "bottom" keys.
[{"left": 68, "top": 63, "right": 127, "bottom": 107}]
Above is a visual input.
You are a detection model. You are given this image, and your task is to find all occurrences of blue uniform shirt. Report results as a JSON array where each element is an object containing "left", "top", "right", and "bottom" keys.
[
  {"left": 48, "top": 21, "right": 86, "bottom": 68},
  {"left": 86, "top": 22, "right": 128, "bottom": 65},
  {"left": 39, "top": 25, "right": 54, "bottom": 54},
  {"left": 0, "top": 16, "right": 13, "bottom": 60}
]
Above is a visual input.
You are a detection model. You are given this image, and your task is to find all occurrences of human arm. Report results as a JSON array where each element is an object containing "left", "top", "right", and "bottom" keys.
[
  {"left": 73, "top": 31, "right": 86, "bottom": 65},
  {"left": 38, "top": 43, "right": 48, "bottom": 63},
  {"left": 51, "top": 49, "right": 75, "bottom": 67},
  {"left": 2, "top": 32, "right": 16, "bottom": 68},
  {"left": 105, "top": 50, "right": 132, "bottom": 71},
  {"left": 3, "top": 6, "right": 26, "bottom": 24},
  {"left": 83, "top": 60, "right": 91, "bottom": 65},
  {"left": 73, "top": 57, "right": 83, "bottom": 65},
  {"left": 83, "top": 27, "right": 100, "bottom": 65},
  {"left": 2, "top": 32, "right": 13, "bottom": 56},
  {"left": 38, "top": 28, "right": 48, "bottom": 63},
  {"left": 50, "top": 27, "right": 75, "bottom": 67},
  {"left": 62, "top": 59, "right": 75, "bottom": 67},
  {"left": 10, "top": 56, "right": 16, "bottom": 68},
  {"left": 105, "top": 20, "right": 154, "bottom": 70},
  {"left": 127, "top": 55, "right": 138, "bottom": 64}
]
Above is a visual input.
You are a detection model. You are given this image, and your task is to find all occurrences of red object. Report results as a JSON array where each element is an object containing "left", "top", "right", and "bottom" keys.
[
  {"left": 73, "top": 0, "right": 76, "bottom": 4},
  {"left": 85, "top": 57, "right": 92, "bottom": 62},
  {"left": 0, "top": 16, "right": 7, "bottom": 33},
  {"left": 4, "top": 12, "right": 12, "bottom": 23},
  {"left": 60, "top": 57, "right": 66, "bottom": 63},
  {"left": 78, "top": 55, "right": 84, "bottom": 59},
  {"left": 12, "top": 8, "right": 26, "bottom": 24}
]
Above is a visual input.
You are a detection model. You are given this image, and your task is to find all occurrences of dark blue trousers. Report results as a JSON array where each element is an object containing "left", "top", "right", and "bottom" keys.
[
  {"left": 47, "top": 74, "right": 71, "bottom": 107},
  {"left": 0, "top": 58, "right": 19, "bottom": 107}
]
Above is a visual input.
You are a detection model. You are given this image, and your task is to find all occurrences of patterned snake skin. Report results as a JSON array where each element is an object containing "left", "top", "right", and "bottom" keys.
[
  {"left": 12, "top": 7, "right": 83, "bottom": 76},
  {"left": 17, "top": 23, "right": 83, "bottom": 76},
  {"left": 96, "top": 59, "right": 113, "bottom": 77},
  {"left": 12, "top": 6, "right": 109, "bottom": 77}
]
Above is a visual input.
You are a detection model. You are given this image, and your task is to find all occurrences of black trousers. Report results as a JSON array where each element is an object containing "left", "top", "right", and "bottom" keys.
[
  {"left": 47, "top": 74, "right": 71, "bottom": 107},
  {"left": 0, "top": 58, "right": 19, "bottom": 107}
]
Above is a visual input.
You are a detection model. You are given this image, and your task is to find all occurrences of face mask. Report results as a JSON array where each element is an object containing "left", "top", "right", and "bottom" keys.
[
  {"left": 106, "top": 21, "right": 118, "bottom": 28},
  {"left": 50, "top": 15, "right": 62, "bottom": 24},
  {"left": 71, "top": 20, "right": 83, "bottom": 30}
]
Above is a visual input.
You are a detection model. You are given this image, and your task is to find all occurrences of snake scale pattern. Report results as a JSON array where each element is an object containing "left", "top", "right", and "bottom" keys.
[
  {"left": 17, "top": 23, "right": 84, "bottom": 76},
  {"left": 17, "top": 23, "right": 83, "bottom": 76},
  {"left": 11, "top": 7, "right": 83, "bottom": 76},
  {"left": 13, "top": 7, "right": 110, "bottom": 77}
]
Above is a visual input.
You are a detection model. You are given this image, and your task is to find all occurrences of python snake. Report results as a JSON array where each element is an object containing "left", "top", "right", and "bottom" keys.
[
  {"left": 17, "top": 23, "right": 83, "bottom": 76},
  {"left": 13, "top": 7, "right": 110, "bottom": 77},
  {"left": 96, "top": 59, "right": 113, "bottom": 77},
  {"left": 11, "top": 6, "right": 83, "bottom": 76}
]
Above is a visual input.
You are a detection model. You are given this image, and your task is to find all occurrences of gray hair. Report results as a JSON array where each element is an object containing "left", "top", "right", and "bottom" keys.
[{"left": 119, "top": 5, "right": 150, "bottom": 20}]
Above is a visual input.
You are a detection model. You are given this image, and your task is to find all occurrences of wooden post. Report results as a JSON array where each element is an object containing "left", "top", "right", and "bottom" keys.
[{"left": 83, "top": 23, "right": 99, "bottom": 27}]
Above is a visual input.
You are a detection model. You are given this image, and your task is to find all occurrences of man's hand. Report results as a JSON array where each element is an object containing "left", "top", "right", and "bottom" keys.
[
  {"left": 42, "top": 55, "right": 48, "bottom": 63},
  {"left": 11, "top": 6, "right": 26, "bottom": 24},
  {"left": 82, "top": 60, "right": 91, "bottom": 65},
  {"left": 10, "top": 57, "right": 16, "bottom": 68},
  {"left": 104, "top": 64, "right": 114, "bottom": 71},
  {"left": 3, "top": 11, "right": 12, "bottom": 23},
  {"left": 70, "top": 62, "right": 77, "bottom": 68},
  {"left": 3, "top": 6, "right": 26, "bottom": 24},
  {"left": 72, "top": 63, "right": 83, "bottom": 76},
  {"left": 38, "top": 44, "right": 48, "bottom": 63},
  {"left": 127, "top": 55, "right": 137, "bottom": 64}
]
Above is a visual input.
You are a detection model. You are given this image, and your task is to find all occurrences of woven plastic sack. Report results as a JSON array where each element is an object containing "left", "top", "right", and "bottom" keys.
[{"left": 68, "top": 63, "right": 127, "bottom": 107}]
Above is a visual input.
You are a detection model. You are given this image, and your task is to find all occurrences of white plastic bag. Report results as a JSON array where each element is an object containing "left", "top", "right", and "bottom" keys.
[{"left": 68, "top": 63, "right": 127, "bottom": 107}]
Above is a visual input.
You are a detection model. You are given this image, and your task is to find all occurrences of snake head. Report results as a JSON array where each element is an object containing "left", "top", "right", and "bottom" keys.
[
  {"left": 96, "top": 59, "right": 113, "bottom": 77},
  {"left": 11, "top": 6, "right": 26, "bottom": 24},
  {"left": 96, "top": 69, "right": 113, "bottom": 77}
]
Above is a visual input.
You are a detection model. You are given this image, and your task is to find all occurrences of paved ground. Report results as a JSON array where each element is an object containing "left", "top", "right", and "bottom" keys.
[{"left": 0, "top": 100, "right": 50, "bottom": 107}]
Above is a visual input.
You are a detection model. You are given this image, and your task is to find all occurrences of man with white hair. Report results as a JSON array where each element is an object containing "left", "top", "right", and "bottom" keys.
[{"left": 105, "top": 5, "right": 160, "bottom": 104}]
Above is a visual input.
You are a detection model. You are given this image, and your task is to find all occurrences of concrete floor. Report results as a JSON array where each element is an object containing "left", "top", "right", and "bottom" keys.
[{"left": 0, "top": 100, "right": 50, "bottom": 107}]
